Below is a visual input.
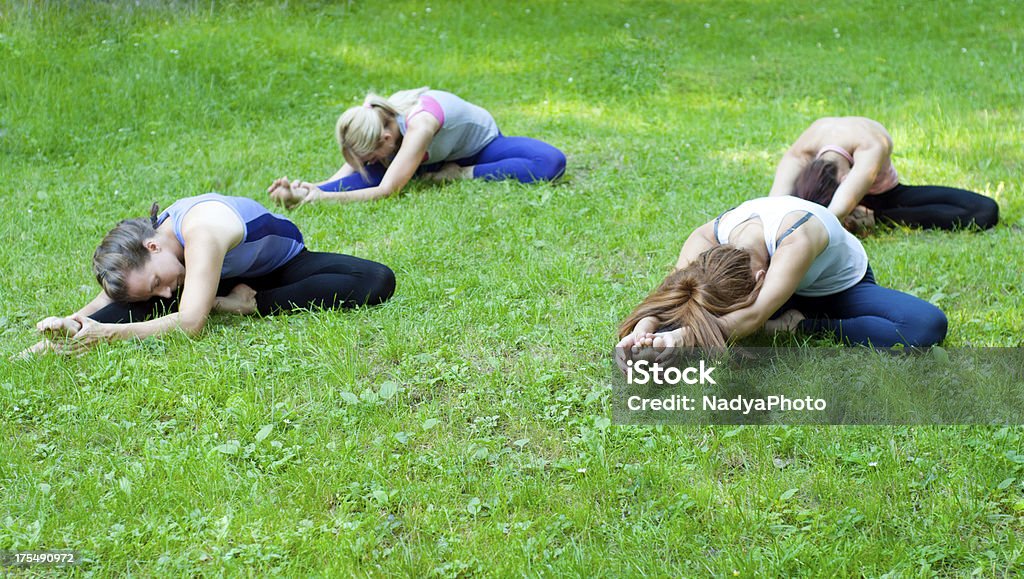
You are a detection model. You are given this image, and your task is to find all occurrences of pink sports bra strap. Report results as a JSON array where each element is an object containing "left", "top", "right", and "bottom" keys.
[
  {"left": 405, "top": 94, "right": 445, "bottom": 126},
  {"left": 816, "top": 144, "right": 855, "bottom": 165}
]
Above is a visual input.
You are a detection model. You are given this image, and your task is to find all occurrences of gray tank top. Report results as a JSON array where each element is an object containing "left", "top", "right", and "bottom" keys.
[
  {"left": 715, "top": 196, "right": 868, "bottom": 297},
  {"left": 396, "top": 90, "right": 499, "bottom": 162}
]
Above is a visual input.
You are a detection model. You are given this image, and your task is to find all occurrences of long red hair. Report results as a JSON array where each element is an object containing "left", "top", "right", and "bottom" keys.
[{"left": 618, "top": 245, "right": 764, "bottom": 348}]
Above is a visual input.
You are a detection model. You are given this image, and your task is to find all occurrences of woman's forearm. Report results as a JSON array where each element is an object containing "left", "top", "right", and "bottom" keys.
[
  {"left": 718, "top": 307, "right": 767, "bottom": 341},
  {"left": 73, "top": 291, "right": 113, "bottom": 318},
  {"left": 107, "top": 312, "right": 201, "bottom": 340},
  {"left": 319, "top": 186, "right": 392, "bottom": 204},
  {"left": 316, "top": 164, "right": 356, "bottom": 186},
  {"left": 769, "top": 153, "right": 805, "bottom": 197}
]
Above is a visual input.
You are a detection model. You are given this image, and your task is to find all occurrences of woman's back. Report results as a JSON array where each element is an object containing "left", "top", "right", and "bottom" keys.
[
  {"left": 716, "top": 196, "right": 868, "bottom": 296},
  {"left": 158, "top": 194, "right": 304, "bottom": 278}
]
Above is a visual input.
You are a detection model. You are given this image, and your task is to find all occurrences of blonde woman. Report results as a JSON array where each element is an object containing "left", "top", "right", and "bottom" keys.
[{"left": 269, "top": 88, "right": 566, "bottom": 207}]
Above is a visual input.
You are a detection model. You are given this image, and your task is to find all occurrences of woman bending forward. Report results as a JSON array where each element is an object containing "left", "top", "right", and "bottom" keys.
[
  {"left": 617, "top": 196, "right": 948, "bottom": 354},
  {"left": 27, "top": 193, "right": 395, "bottom": 354}
]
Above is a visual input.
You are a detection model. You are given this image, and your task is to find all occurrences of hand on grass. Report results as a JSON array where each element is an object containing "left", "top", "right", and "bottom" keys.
[
  {"left": 843, "top": 206, "right": 876, "bottom": 234},
  {"left": 763, "top": 309, "right": 806, "bottom": 335},
  {"left": 289, "top": 181, "right": 324, "bottom": 207},
  {"left": 66, "top": 315, "right": 115, "bottom": 354}
]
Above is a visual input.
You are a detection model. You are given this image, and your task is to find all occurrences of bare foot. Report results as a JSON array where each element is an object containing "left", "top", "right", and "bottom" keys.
[
  {"left": 215, "top": 284, "right": 258, "bottom": 315},
  {"left": 425, "top": 163, "right": 472, "bottom": 182},
  {"left": 764, "top": 309, "right": 806, "bottom": 334},
  {"left": 14, "top": 339, "right": 63, "bottom": 360},
  {"left": 843, "top": 206, "right": 876, "bottom": 234},
  {"left": 36, "top": 316, "right": 82, "bottom": 340},
  {"left": 269, "top": 178, "right": 309, "bottom": 209}
]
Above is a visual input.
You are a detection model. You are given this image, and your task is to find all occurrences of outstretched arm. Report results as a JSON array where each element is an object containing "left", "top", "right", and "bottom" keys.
[
  {"left": 21, "top": 290, "right": 114, "bottom": 357},
  {"left": 717, "top": 236, "right": 819, "bottom": 341},
  {"left": 67, "top": 204, "right": 239, "bottom": 350},
  {"left": 827, "top": 146, "right": 885, "bottom": 220},
  {"left": 301, "top": 117, "right": 440, "bottom": 205},
  {"left": 674, "top": 221, "right": 718, "bottom": 271},
  {"left": 769, "top": 150, "right": 808, "bottom": 197}
]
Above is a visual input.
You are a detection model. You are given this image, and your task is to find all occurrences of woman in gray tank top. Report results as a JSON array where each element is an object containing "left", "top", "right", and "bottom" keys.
[
  {"left": 616, "top": 196, "right": 947, "bottom": 363},
  {"left": 268, "top": 87, "right": 566, "bottom": 207}
]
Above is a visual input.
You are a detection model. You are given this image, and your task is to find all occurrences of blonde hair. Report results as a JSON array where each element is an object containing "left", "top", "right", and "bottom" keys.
[
  {"left": 335, "top": 87, "right": 430, "bottom": 178},
  {"left": 618, "top": 245, "right": 765, "bottom": 349}
]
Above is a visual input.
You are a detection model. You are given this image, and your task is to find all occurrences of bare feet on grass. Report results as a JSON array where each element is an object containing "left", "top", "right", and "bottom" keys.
[
  {"left": 843, "top": 206, "right": 876, "bottom": 234},
  {"left": 36, "top": 316, "right": 82, "bottom": 339},
  {"left": 14, "top": 339, "right": 63, "bottom": 360},
  {"left": 268, "top": 177, "right": 317, "bottom": 209},
  {"left": 215, "top": 284, "right": 258, "bottom": 315},
  {"left": 424, "top": 163, "right": 472, "bottom": 182},
  {"left": 764, "top": 309, "right": 806, "bottom": 335},
  {"left": 11, "top": 317, "right": 83, "bottom": 359}
]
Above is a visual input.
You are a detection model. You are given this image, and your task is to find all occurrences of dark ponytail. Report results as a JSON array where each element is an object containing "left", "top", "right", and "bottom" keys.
[
  {"left": 149, "top": 202, "right": 161, "bottom": 228},
  {"left": 794, "top": 159, "right": 840, "bottom": 207}
]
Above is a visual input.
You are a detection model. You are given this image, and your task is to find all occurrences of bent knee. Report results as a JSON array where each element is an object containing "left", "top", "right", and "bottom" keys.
[
  {"left": 971, "top": 198, "right": 999, "bottom": 229},
  {"left": 526, "top": 147, "right": 566, "bottom": 182},
  {"left": 901, "top": 307, "right": 948, "bottom": 347},
  {"left": 367, "top": 264, "right": 396, "bottom": 305},
  {"left": 540, "top": 148, "right": 567, "bottom": 181}
]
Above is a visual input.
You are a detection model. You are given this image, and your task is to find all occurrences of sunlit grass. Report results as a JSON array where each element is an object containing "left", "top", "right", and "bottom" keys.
[{"left": 1, "top": 0, "right": 1022, "bottom": 575}]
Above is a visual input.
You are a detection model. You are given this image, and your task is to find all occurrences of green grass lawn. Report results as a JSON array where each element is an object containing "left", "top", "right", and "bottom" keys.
[{"left": 2, "top": 0, "right": 1023, "bottom": 575}]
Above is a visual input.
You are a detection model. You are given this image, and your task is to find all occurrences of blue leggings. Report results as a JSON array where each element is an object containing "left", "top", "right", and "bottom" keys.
[
  {"left": 320, "top": 135, "right": 566, "bottom": 192},
  {"left": 777, "top": 267, "right": 948, "bottom": 348}
]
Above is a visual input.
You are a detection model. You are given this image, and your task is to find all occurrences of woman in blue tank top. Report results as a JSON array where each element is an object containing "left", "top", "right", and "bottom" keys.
[
  {"left": 616, "top": 197, "right": 947, "bottom": 363},
  {"left": 24, "top": 194, "right": 395, "bottom": 355},
  {"left": 267, "top": 87, "right": 566, "bottom": 207}
]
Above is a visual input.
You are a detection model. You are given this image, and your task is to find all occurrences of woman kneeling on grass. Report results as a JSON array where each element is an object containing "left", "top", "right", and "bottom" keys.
[
  {"left": 769, "top": 116, "right": 998, "bottom": 232},
  {"left": 25, "top": 193, "right": 395, "bottom": 355},
  {"left": 267, "top": 87, "right": 566, "bottom": 207},
  {"left": 616, "top": 196, "right": 948, "bottom": 355}
]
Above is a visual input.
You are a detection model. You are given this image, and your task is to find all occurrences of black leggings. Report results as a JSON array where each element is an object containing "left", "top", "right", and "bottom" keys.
[
  {"left": 860, "top": 183, "right": 998, "bottom": 230},
  {"left": 89, "top": 250, "right": 396, "bottom": 324}
]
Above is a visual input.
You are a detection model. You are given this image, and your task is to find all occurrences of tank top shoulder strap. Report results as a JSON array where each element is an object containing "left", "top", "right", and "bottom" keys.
[
  {"left": 713, "top": 206, "right": 735, "bottom": 241},
  {"left": 775, "top": 211, "right": 814, "bottom": 247},
  {"left": 404, "top": 93, "right": 445, "bottom": 126},
  {"left": 816, "top": 144, "right": 855, "bottom": 165}
]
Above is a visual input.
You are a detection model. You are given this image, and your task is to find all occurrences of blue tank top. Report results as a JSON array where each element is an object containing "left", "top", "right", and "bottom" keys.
[{"left": 156, "top": 194, "right": 304, "bottom": 279}]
